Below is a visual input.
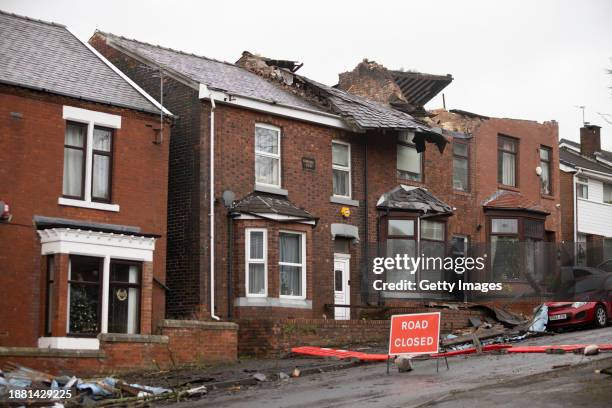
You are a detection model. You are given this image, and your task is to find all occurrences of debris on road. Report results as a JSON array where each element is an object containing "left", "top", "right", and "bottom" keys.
[
  {"left": 395, "top": 356, "right": 413, "bottom": 372},
  {"left": 253, "top": 373, "right": 267, "bottom": 382},
  {"left": 291, "top": 368, "right": 301, "bottom": 378},
  {"left": 279, "top": 372, "right": 290, "bottom": 381},
  {"left": 584, "top": 345, "right": 600, "bottom": 356}
]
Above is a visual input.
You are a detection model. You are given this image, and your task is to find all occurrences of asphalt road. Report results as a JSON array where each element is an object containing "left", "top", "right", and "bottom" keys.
[{"left": 168, "top": 327, "right": 612, "bottom": 408}]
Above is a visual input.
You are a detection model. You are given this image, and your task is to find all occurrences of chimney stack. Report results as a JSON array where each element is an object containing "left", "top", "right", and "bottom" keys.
[{"left": 580, "top": 124, "right": 601, "bottom": 158}]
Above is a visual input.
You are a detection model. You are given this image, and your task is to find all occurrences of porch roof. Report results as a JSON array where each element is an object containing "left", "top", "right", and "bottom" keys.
[
  {"left": 482, "top": 190, "right": 550, "bottom": 215},
  {"left": 376, "top": 185, "right": 453, "bottom": 215}
]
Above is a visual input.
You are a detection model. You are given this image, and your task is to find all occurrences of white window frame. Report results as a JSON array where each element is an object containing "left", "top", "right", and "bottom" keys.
[
  {"left": 576, "top": 176, "right": 589, "bottom": 200},
  {"left": 397, "top": 131, "right": 422, "bottom": 182},
  {"left": 332, "top": 140, "right": 352, "bottom": 198},
  {"left": 279, "top": 230, "right": 307, "bottom": 300},
  {"left": 254, "top": 123, "right": 282, "bottom": 189},
  {"left": 245, "top": 228, "right": 268, "bottom": 297},
  {"left": 59, "top": 106, "right": 121, "bottom": 212}
]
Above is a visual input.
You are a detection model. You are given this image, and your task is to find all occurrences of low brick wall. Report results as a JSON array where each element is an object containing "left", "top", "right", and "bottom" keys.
[
  {"left": 0, "top": 320, "right": 238, "bottom": 376},
  {"left": 237, "top": 306, "right": 490, "bottom": 357}
]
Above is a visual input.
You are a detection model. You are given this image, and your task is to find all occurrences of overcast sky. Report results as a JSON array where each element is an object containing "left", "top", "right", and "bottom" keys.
[{"left": 2, "top": 0, "right": 611, "bottom": 148}]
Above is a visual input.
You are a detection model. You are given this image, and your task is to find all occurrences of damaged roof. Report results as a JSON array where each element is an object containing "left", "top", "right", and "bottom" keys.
[
  {"left": 559, "top": 147, "right": 612, "bottom": 175},
  {"left": 376, "top": 185, "right": 453, "bottom": 214},
  {"left": 0, "top": 11, "right": 166, "bottom": 116},
  {"left": 95, "top": 31, "right": 323, "bottom": 113},
  {"left": 483, "top": 191, "right": 550, "bottom": 214},
  {"left": 232, "top": 192, "right": 317, "bottom": 222}
]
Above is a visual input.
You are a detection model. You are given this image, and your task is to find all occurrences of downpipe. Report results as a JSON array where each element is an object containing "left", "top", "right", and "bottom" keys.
[{"left": 209, "top": 90, "right": 220, "bottom": 321}]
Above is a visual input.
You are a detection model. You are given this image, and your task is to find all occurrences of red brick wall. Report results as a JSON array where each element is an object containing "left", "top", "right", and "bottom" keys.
[
  {"left": 0, "top": 320, "right": 237, "bottom": 376},
  {"left": 237, "top": 307, "right": 489, "bottom": 357},
  {"left": 0, "top": 85, "right": 169, "bottom": 346}
]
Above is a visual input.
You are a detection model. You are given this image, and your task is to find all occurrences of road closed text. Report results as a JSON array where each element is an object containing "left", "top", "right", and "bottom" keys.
[{"left": 389, "top": 313, "right": 441, "bottom": 355}]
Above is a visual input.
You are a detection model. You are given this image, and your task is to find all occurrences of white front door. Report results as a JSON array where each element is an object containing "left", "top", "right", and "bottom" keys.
[{"left": 333, "top": 254, "right": 350, "bottom": 320}]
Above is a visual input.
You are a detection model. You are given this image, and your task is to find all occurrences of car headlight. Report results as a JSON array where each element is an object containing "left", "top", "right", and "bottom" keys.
[{"left": 571, "top": 302, "right": 588, "bottom": 308}]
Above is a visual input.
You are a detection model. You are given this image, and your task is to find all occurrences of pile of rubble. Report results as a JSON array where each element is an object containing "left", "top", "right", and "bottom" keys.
[{"left": 0, "top": 362, "right": 207, "bottom": 407}]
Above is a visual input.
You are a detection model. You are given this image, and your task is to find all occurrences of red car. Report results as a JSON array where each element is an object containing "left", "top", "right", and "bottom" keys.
[{"left": 547, "top": 301, "right": 611, "bottom": 330}]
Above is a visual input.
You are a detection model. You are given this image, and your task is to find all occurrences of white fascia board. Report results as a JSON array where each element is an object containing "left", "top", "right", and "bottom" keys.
[
  {"left": 198, "top": 83, "right": 352, "bottom": 131},
  {"left": 559, "top": 142, "right": 580, "bottom": 152},
  {"left": 560, "top": 163, "right": 576, "bottom": 173},
  {"left": 38, "top": 228, "right": 155, "bottom": 262},
  {"left": 73, "top": 29, "right": 174, "bottom": 117},
  {"left": 63, "top": 105, "right": 122, "bottom": 128},
  {"left": 576, "top": 167, "right": 612, "bottom": 182}
]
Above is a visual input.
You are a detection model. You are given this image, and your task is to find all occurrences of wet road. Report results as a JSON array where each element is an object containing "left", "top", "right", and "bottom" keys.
[{"left": 168, "top": 327, "right": 612, "bottom": 408}]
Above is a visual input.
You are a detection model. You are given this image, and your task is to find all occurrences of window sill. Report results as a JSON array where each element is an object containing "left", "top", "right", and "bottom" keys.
[
  {"left": 58, "top": 197, "right": 120, "bottom": 212},
  {"left": 37, "top": 336, "right": 100, "bottom": 350},
  {"left": 541, "top": 194, "right": 555, "bottom": 201},
  {"left": 234, "top": 297, "right": 312, "bottom": 309},
  {"left": 497, "top": 184, "right": 520, "bottom": 192},
  {"left": 254, "top": 184, "right": 288, "bottom": 196},
  {"left": 453, "top": 190, "right": 471, "bottom": 197},
  {"left": 98, "top": 333, "right": 168, "bottom": 344},
  {"left": 330, "top": 196, "right": 359, "bottom": 207}
]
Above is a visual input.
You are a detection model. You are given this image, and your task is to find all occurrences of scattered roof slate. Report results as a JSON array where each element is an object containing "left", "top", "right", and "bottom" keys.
[
  {"left": 98, "top": 32, "right": 322, "bottom": 113},
  {"left": 231, "top": 192, "right": 317, "bottom": 221},
  {"left": 559, "top": 147, "right": 612, "bottom": 175},
  {"left": 0, "top": 11, "right": 164, "bottom": 115},
  {"left": 482, "top": 191, "right": 549, "bottom": 214},
  {"left": 376, "top": 185, "right": 453, "bottom": 214}
]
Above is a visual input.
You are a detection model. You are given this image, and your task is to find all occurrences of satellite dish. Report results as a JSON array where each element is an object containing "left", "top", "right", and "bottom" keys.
[
  {"left": 535, "top": 166, "right": 542, "bottom": 176},
  {"left": 222, "top": 190, "right": 236, "bottom": 208}
]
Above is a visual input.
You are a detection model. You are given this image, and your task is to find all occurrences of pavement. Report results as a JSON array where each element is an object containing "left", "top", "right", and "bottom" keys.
[{"left": 163, "top": 327, "right": 612, "bottom": 408}]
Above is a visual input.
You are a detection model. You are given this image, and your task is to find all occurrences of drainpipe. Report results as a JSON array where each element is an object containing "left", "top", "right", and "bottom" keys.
[
  {"left": 208, "top": 89, "right": 220, "bottom": 321},
  {"left": 573, "top": 169, "right": 581, "bottom": 245},
  {"left": 361, "top": 136, "right": 369, "bottom": 304}
]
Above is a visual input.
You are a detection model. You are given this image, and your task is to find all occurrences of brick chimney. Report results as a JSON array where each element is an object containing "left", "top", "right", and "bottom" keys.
[{"left": 580, "top": 124, "right": 601, "bottom": 158}]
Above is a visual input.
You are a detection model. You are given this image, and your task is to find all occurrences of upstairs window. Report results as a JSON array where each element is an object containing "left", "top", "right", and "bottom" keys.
[
  {"left": 63, "top": 122, "right": 87, "bottom": 199},
  {"left": 576, "top": 176, "right": 588, "bottom": 199},
  {"left": 332, "top": 141, "right": 351, "bottom": 198},
  {"left": 255, "top": 124, "right": 281, "bottom": 188},
  {"left": 397, "top": 131, "right": 422, "bottom": 182},
  {"left": 604, "top": 183, "right": 612, "bottom": 204},
  {"left": 91, "top": 127, "right": 113, "bottom": 202},
  {"left": 453, "top": 141, "right": 469, "bottom": 191},
  {"left": 540, "top": 146, "right": 552, "bottom": 195},
  {"left": 498, "top": 136, "right": 518, "bottom": 187}
]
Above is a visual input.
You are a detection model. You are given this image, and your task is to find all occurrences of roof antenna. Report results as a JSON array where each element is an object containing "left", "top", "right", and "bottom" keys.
[{"left": 574, "top": 105, "right": 586, "bottom": 126}]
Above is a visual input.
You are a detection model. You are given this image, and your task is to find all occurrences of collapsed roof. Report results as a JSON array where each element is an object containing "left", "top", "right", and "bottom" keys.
[
  {"left": 92, "top": 33, "right": 446, "bottom": 150},
  {"left": 231, "top": 192, "right": 317, "bottom": 223},
  {"left": 376, "top": 185, "right": 453, "bottom": 215},
  {"left": 0, "top": 11, "right": 167, "bottom": 116}
]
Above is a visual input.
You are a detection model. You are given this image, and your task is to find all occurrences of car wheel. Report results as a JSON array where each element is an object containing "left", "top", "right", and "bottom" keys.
[{"left": 594, "top": 304, "right": 608, "bottom": 328}]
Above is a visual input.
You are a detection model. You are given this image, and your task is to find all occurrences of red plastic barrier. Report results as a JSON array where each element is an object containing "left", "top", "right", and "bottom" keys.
[
  {"left": 506, "top": 344, "right": 612, "bottom": 353},
  {"left": 290, "top": 344, "right": 512, "bottom": 361}
]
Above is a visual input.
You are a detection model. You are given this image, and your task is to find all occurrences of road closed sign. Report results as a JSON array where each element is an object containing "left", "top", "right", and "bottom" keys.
[{"left": 388, "top": 312, "right": 441, "bottom": 356}]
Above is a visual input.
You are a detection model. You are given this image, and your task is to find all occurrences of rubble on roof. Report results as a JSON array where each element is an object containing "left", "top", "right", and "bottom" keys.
[
  {"left": 231, "top": 192, "right": 317, "bottom": 222},
  {"left": 376, "top": 185, "right": 453, "bottom": 214},
  {"left": 427, "top": 109, "right": 488, "bottom": 134}
]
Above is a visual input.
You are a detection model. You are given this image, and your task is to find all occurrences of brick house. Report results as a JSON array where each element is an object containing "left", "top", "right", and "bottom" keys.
[
  {"left": 91, "top": 33, "right": 561, "bottom": 321},
  {"left": 559, "top": 125, "right": 612, "bottom": 266},
  {"left": 0, "top": 11, "right": 172, "bottom": 350}
]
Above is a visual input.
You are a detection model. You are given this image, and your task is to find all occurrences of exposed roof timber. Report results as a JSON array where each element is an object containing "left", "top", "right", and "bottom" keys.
[{"left": 391, "top": 71, "right": 453, "bottom": 107}]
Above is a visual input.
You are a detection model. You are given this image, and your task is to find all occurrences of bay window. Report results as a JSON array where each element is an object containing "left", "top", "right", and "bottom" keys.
[
  {"left": 332, "top": 141, "right": 351, "bottom": 198},
  {"left": 386, "top": 219, "right": 416, "bottom": 284},
  {"left": 420, "top": 220, "right": 446, "bottom": 282},
  {"left": 498, "top": 136, "right": 518, "bottom": 187},
  {"left": 279, "top": 231, "right": 306, "bottom": 298},
  {"left": 397, "top": 131, "right": 422, "bottom": 182},
  {"left": 490, "top": 218, "right": 520, "bottom": 280},
  {"left": 67, "top": 255, "right": 141, "bottom": 336},
  {"left": 246, "top": 229, "right": 267, "bottom": 296},
  {"left": 255, "top": 124, "right": 281, "bottom": 188}
]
